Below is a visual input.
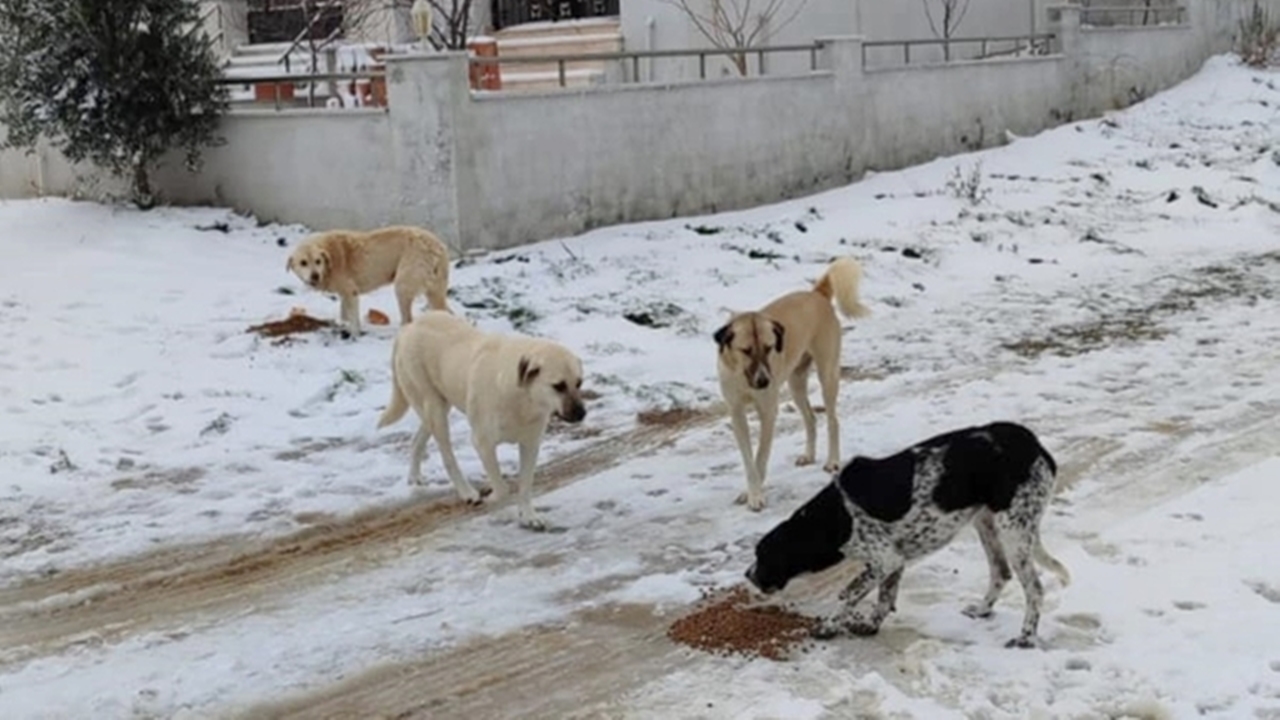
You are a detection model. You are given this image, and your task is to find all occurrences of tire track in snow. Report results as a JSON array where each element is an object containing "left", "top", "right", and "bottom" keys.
[
  {"left": 243, "top": 603, "right": 688, "bottom": 720},
  {"left": 0, "top": 413, "right": 720, "bottom": 661}
]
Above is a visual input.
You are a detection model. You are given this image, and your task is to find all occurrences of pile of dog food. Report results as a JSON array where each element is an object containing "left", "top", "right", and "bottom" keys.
[
  {"left": 667, "top": 586, "right": 817, "bottom": 661},
  {"left": 246, "top": 307, "right": 335, "bottom": 339}
]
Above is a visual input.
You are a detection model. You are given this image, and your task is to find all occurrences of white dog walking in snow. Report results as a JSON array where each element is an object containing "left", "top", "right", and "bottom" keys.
[{"left": 377, "top": 311, "right": 588, "bottom": 530}]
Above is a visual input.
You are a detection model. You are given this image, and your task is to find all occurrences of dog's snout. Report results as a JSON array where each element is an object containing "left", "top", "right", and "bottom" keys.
[
  {"left": 751, "top": 374, "right": 770, "bottom": 390},
  {"left": 309, "top": 272, "right": 320, "bottom": 284},
  {"left": 744, "top": 564, "right": 759, "bottom": 587},
  {"left": 562, "top": 401, "right": 587, "bottom": 424}
]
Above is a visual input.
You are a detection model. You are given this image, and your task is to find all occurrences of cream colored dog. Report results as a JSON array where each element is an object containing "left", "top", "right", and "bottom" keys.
[
  {"left": 714, "top": 257, "right": 870, "bottom": 511},
  {"left": 286, "top": 225, "right": 451, "bottom": 335},
  {"left": 377, "top": 311, "right": 588, "bottom": 530}
]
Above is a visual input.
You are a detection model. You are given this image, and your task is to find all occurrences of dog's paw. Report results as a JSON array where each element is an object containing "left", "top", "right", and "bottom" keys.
[
  {"left": 962, "top": 604, "right": 994, "bottom": 620},
  {"left": 795, "top": 454, "right": 815, "bottom": 467},
  {"left": 406, "top": 473, "right": 426, "bottom": 488},
  {"left": 811, "top": 620, "right": 844, "bottom": 640},
  {"left": 847, "top": 618, "right": 882, "bottom": 637},
  {"left": 519, "top": 514, "right": 549, "bottom": 532},
  {"left": 457, "top": 487, "right": 483, "bottom": 506},
  {"left": 822, "top": 460, "right": 841, "bottom": 473},
  {"left": 734, "top": 491, "right": 748, "bottom": 506},
  {"left": 746, "top": 492, "right": 766, "bottom": 512},
  {"left": 1004, "top": 635, "right": 1040, "bottom": 649}
]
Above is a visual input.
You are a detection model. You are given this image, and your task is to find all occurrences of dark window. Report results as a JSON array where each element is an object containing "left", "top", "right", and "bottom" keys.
[
  {"left": 492, "top": 0, "right": 619, "bottom": 31},
  {"left": 247, "top": 1, "right": 345, "bottom": 44}
]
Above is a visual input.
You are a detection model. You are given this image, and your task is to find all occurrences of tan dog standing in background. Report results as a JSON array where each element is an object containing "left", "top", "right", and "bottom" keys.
[
  {"left": 377, "top": 311, "right": 588, "bottom": 530},
  {"left": 714, "top": 257, "right": 870, "bottom": 511},
  {"left": 286, "top": 225, "right": 451, "bottom": 335}
]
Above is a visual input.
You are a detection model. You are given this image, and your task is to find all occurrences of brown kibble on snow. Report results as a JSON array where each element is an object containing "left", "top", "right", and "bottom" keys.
[
  {"left": 246, "top": 313, "right": 334, "bottom": 338},
  {"left": 667, "top": 586, "right": 816, "bottom": 661}
]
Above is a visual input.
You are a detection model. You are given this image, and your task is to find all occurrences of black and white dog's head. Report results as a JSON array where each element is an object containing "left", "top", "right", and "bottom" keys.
[{"left": 744, "top": 483, "right": 853, "bottom": 594}]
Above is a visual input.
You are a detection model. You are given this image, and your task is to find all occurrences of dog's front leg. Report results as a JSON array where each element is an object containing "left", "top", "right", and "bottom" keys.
[
  {"left": 513, "top": 434, "right": 548, "bottom": 531},
  {"left": 862, "top": 568, "right": 904, "bottom": 633},
  {"left": 728, "top": 404, "right": 765, "bottom": 511},
  {"left": 749, "top": 392, "right": 780, "bottom": 509},
  {"left": 818, "top": 549, "right": 906, "bottom": 639},
  {"left": 814, "top": 565, "right": 880, "bottom": 639},
  {"left": 339, "top": 292, "right": 362, "bottom": 336},
  {"left": 472, "top": 435, "right": 511, "bottom": 503}
]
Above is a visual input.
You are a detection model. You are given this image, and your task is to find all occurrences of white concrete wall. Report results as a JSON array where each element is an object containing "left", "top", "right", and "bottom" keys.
[
  {"left": 1075, "top": 24, "right": 1200, "bottom": 112},
  {"left": 0, "top": 110, "right": 399, "bottom": 231},
  {"left": 454, "top": 45, "right": 1079, "bottom": 247},
  {"left": 863, "top": 55, "right": 1069, "bottom": 170},
  {"left": 0, "top": 143, "right": 133, "bottom": 203},
  {"left": 160, "top": 110, "right": 400, "bottom": 230},
  {"left": 458, "top": 73, "right": 850, "bottom": 244}
]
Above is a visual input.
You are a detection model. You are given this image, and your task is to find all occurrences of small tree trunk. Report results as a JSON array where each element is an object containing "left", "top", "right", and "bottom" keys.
[
  {"left": 943, "top": 2, "right": 953, "bottom": 61},
  {"left": 731, "top": 51, "right": 748, "bottom": 75},
  {"left": 133, "top": 161, "right": 156, "bottom": 210}
]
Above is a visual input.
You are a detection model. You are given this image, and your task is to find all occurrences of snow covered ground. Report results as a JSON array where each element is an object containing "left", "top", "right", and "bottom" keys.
[{"left": 1, "top": 54, "right": 1279, "bottom": 719}]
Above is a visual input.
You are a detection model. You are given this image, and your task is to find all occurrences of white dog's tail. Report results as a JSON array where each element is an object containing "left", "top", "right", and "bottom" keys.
[
  {"left": 1034, "top": 535, "right": 1072, "bottom": 587},
  {"left": 813, "top": 256, "right": 871, "bottom": 319},
  {"left": 377, "top": 339, "right": 411, "bottom": 429}
]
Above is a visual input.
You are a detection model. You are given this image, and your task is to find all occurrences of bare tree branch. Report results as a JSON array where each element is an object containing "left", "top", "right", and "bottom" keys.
[
  {"left": 658, "top": 0, "right": 809, "bottom": 76},
  {"left": 921, "top": 0, "right": 971, "bottom": 40}
]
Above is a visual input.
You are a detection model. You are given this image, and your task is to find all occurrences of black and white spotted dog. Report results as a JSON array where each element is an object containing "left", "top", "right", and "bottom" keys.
[{"left": 744, "top": 421, "right": 1070, "bottom": 648}]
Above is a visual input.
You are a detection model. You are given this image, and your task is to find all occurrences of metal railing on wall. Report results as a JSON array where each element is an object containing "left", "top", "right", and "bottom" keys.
[
  {"left": 861, "top": 33, "right": 1056, "bottom": 66},
  {"left": 216, "top": 72, "right": 388, "bottom": 111},
  {"left": 1080, "top": 4, "right": 1188, "bottom": 26},
  {"left": 469, "top": 43, "right": 827, "bottom": 89},
  {"left": 216, "top": 32, "right": 1070, "bottom": 108}
]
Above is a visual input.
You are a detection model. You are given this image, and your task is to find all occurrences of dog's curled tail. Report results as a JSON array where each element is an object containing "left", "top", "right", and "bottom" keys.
[
  {"left": 1034, "top": 536, "right": 1072, "bottom": 587},
  {"left": 813, "top": 256, "right": 871, "bottom": 319},
  {"left": 377, "top": 338, "right": 411, "bottom": 429}
]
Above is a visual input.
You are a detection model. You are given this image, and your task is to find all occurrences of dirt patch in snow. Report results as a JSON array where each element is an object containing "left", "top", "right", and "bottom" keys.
[
  {"left": 636, "top": 406, "right": 714, "bottom": 428},
  {"left": 1004, "top": 251, "right": 1280, "bottom": 359}
]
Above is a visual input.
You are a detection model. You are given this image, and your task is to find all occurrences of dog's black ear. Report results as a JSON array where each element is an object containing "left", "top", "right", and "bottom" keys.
[
  {"left": 713, "top": 324, "right": 734, "bottom": 348},
  {"left": 517, "top": 356, "right": 541, "bottom": 387},
  {"left": 771, "top": 321, "right": 785, "bottom": 353}
]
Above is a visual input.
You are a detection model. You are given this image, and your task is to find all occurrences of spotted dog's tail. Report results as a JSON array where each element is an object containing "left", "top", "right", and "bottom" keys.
[{"left": 1034, "top": 535, "right": 1071, "bottom": 586}]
